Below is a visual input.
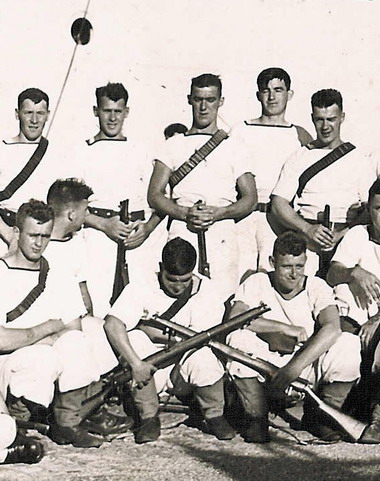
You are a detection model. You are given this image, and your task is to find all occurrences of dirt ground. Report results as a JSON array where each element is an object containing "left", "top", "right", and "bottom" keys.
[{"left": 1, "top": 411, "right": 380, "bottom": 481}]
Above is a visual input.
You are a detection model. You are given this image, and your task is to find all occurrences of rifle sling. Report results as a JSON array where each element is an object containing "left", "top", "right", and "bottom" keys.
[
  {"left": 0, "top": 137, "right": 49, "bottom": 202},
  {"left": 296, "top": 142, "right": 356, "bottom": 199},
  {"left": 168, "top": 129, "right": 228, "bottom": 189},
  {"left": 6, "top": 257, "right": 50, "bottom": 323}
]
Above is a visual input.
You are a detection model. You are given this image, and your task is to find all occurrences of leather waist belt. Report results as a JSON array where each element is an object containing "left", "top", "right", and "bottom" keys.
[
  {"left": 305, "top": 218, "right": 347, "bottom": 231},
  {"left": 89, "top": 206, "right": 145, "bottom": 222},
  {"left": 254, "top": 202, "right": 271, "bottom": 213},
  {"left": 0, "top": 208, "right": 16, "bottom": 227}
]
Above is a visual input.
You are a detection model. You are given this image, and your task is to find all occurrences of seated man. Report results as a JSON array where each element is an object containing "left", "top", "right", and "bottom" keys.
[
  {"left": 327, "top": 178, "right": 380, "bottom": 442},
  {"left": 227, "top": 231, "right": 361, "bottom": 442},
  {"left": 104, "top": 237, "right": 235, "bottom": 443},
  {"left": 0, "top": 200, "right": 127, "bottom": 448}
]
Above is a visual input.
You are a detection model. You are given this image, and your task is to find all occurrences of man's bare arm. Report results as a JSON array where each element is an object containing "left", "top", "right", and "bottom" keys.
[
  {"left": 271, "top": 305, "right": 341, "bottom": 391},
  {"left": 0, "top": 319, "right": 65, "bottom": 353},
  {"left": 84, "top": 212, "right": 131, "bottom": 242},
  {"left": 104, "top": 315, "right": 156, "bottom": 388},
  {"left": 271, "top": 194, "right": 334, "bottom": 249}
]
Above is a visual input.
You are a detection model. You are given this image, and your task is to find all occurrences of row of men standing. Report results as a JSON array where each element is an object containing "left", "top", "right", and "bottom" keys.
[{"left": 0, "top": 67, "right": 379, "bottom": 463}]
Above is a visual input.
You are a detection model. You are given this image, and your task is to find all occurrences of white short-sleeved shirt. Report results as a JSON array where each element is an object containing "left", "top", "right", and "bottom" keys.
[
  {"left": 108, "top": 273, "right": 225, "bottom": 333},
  {"left": 0, "top": 258, "right": 85, "bottom": 328},
  {"left": 332, "top": 225, "right": 380, "bottom": 322},
  {"left": 69, "top": 138, "right": 152, "bottom": 213},
  {"left": 231, "top": 122, "right": 303, "bottom": 203},
  {"left": 0, "top": 140, "right": 63, "bottom": 211},
  {"left": 272, "top": 145, "right": 376, "bottom": 223},
  {"left": 234, "top": 272, "right": 336, "bottom": 337},
  {"left": 155, "top": 133, "right": 251, "bottom": 208}
]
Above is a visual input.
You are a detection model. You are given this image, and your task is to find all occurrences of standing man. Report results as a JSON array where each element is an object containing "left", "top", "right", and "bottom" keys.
[
  {"left": 104, "top": 237, "right": 235, "bottom": 443},
  {"left": 271, "top": 89, "right": 376, "bottom": 277},
  {"left": 0, "top": 88, "right": 54, "bottom": 255},
  {"left": 148, "top": 73, "right": 257, "bottom": 300},
  {"left": 73, "top": 82, "right": 164, "bottom": 317},
  {"left": 227, "top": 231, "right": 361, "bottom": 442},
  {"left": 231, "top": 67, "right": 312, "bottom": 275}
]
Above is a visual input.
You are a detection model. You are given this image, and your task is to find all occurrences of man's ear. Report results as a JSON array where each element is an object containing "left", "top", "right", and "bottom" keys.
[
  {"left": 269, "top": 256, "right": 275, "bottom": 269},
  {"left": 187, "top": 94, "right": 192, "bottom": 105},
  {"left": 124, "top": 106, "right": 129, "bottom": 119},
  {"left": 287, "top": 89, "right": 294, "bottom": 102},
  {"left": 13, "top": 226, "right": 20, "bottom": 241},
  {"left": 218, "top": 96, "right": 224, "bottom": 108},
  {"left": 93, "top": 106, "right": 99, "bottom": 117},
  {"left": 67, "top": 208, "right": 76, "bottom": 222},
  {"left": 15, "top": 108, "right": 19, "bottom": 121},
  {"left": 341, "top": 111, "right": 345, "bottom": 124}
]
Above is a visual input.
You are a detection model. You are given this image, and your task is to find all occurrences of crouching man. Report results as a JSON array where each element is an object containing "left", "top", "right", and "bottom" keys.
[
  {"left": 104, "top": 237, "right": 235, "bottom": 443},
  {"left": 0, "top": 200, "right": 128, "bottom": 449},
  {"left": 227, "top": 231, "right": 361, "bottom": 442}
]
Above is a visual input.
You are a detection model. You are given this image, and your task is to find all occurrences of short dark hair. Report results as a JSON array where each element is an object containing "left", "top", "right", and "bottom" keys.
[
  {"left": 164, "top": 123, "right": 188, "bottom": 139},
  {"left": 368, "top": 179, "right": 380, "bottom": 204},
  {"left": 273, "top": 231, "right": 307, "bottom": 259},
  {"left": 18, "top": 88, "right": 49, "bottom": 110},
  {"left": 16, "top": 199, "right": 54, "bottom": 230},
  {"left": 190, "top": 73, "right": 222, "bottom": 97},
  {"left": 257, "top": 68, "right": 291, "bottom": 91},
  {"left": 311, "top": 89, "right": 343, "bottom": 111},
  {"left": 162, "top": 237, "right": 197, "bottom": 275},
  {"left": 47, "top": 178, "right": 93, "bottom": 215},
  {"left": 95, "top": 83, "right": 129, "bottom": 105}
]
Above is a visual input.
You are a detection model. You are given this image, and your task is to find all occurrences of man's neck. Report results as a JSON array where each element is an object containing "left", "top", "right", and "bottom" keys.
[
  {"left": 10, "top": 132, "right": 41, "bottom": 144},
  {"left": 310, "top": 137, "right": 343, "bottom": 150},
  {"left": 51, "top": 220, "right": 72, "bottom": 241},
  {"left": 187, "top": 122, "right": 219, "bottom": 136},
  {"left": 272, "top": 275, "right": 305, "bottom": 300},
  {"left": 93, "top": 131, "right": 126, "bottom": 142},
  {"left": 251, "top": 113, "right": 290, "bottom": 127},
  {"left": 4, "top": 250, "right": 40, "bottom": 270}
]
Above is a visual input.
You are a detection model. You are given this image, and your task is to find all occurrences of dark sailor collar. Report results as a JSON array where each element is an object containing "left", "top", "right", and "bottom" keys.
[{"left": 86, "top": 136, "right": 128, "bottom": 146}]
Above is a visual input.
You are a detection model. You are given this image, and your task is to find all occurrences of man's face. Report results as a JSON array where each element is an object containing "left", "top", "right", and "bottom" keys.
[
  {"left": 256, "top": 78, "right": 292, "bottom": 117},
  {"left": 16, "top": 216, "right": 53, "bottom": 263},
  {"left": 369, "top": 194, "right": 380, "bottom": 238},
  {"left": 16, "top": 99, "right": 49, "bottom": 141},
  {"left": 160, "top": 267, "right": 193, "bottom": 298},
  {"left": 188, "top": 86, "right": 223, "bottom": 130},
  {"left": 94, "top": 96, "right": 128, "bottom": 139},
  {"left": 271, "top": 252, "right": 306, "bottom": 294},
  {"left": 312, "top": 104, "right": 345, "bottom": 148}
]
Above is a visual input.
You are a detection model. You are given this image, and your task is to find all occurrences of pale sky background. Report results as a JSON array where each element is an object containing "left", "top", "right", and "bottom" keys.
[{"left": 0, "top": 0, "right": 378, "bottom": 151}]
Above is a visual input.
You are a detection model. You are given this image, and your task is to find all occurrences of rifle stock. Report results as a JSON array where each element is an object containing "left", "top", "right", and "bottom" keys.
[
  {"left": 110, "top": 199, "right": 129, "bottom": 305},
  {"left": 81, "top": 303, "right": 270, "bottom": 415},
  {"left": 149, "top": 316, "right": 367, "bottom": 442}
]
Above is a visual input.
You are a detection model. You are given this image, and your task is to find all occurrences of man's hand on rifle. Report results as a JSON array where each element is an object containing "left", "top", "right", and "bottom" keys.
[
  {"left": 186, "top": 203, "right": 220, "bottom": 231},
  {"left": 124, "top": 221, "right": 150, "bottom": 250},
  {"left": 349, "top": 265, "right": 380, "bottom": 310},
  {"left": 269, "top": 357, "right": 305, "bottom": 393},
  {"left": 305, "top": 224, "right": 334, "bottom": 250},
  {"left": 103, "top": 216, "right": 132, "bottom": 242},
  {"left": 131, "top": 360, "right": 157, "bottom": 389}
]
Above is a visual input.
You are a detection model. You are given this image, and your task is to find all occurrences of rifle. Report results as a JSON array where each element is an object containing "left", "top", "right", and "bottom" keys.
[
  {"left": 318, "top": 203, "right": 332, "bottom": 279},
  {"left": 110, "top": 199, "right": 129, "bottom": 305},
  {"left": 195, "top": 200, "right": 210, "bottom": 278},
  {"left": 80, "top": 303, "right": 270, "bottom": 417},
  {"left": 148, "top": 316, "right": 368, "bottom": 442}
]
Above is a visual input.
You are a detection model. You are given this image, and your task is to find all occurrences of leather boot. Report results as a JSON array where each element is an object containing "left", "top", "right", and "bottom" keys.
[
  {"left": 50, "top": 387, "right": 105, "bottom": 448},
  {"left": 195, "top": 378, "right": 235, "bottom": 440},
  {"left": 233, "top": 377, "right": 269, "bottom": 443},
  {"left": 359, "top": 404, "right": 380, "bottom": 444},
  {"left": 132, "top": 378, "right": 161, "bottom": 443},
  {"left": 4, "top": 431, "right": 44, "bottom": 465}
]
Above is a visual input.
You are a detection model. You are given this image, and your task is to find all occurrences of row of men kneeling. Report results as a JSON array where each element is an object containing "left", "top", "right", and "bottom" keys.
[{"left": 1, "top": 177, "right": 380, "bottom": 465}]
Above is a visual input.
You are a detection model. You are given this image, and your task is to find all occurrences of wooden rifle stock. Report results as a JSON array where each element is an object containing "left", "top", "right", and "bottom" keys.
[
  {"left": 110, "top": 199, "right": 129, "bottom": 305},
  {"left": 81, "top": 303, "right": 270, "bottom": 413},
  {"left": 195, "top": 200, "right": 210, "bottom": 278},
  {"left": 149, "top": 316, "right": 367, "bottom": 442}
]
